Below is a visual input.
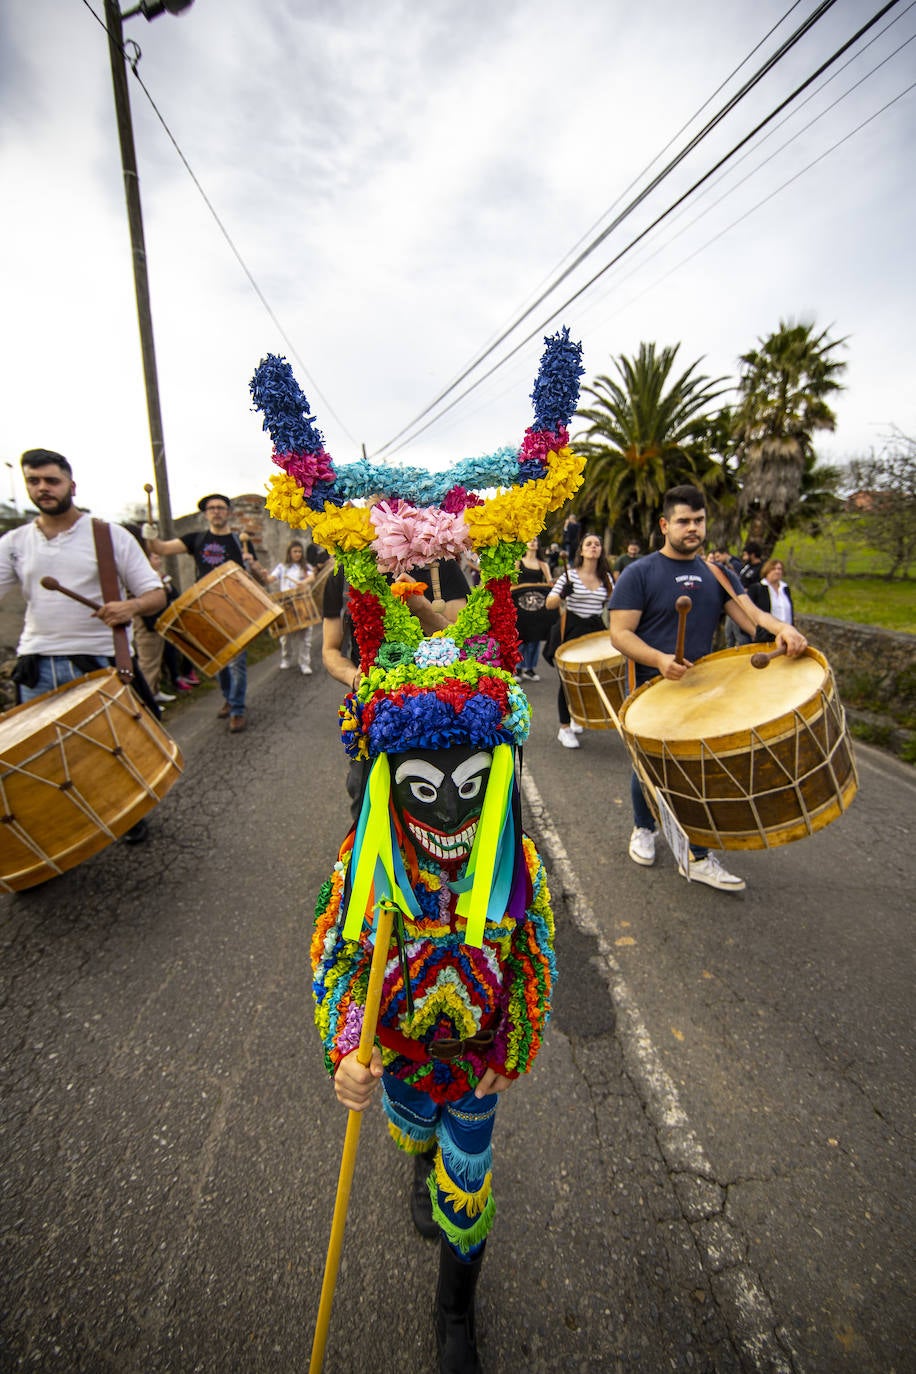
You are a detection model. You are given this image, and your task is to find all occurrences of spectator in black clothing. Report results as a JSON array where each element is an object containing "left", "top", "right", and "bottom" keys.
[
  {"left": 738, "top": 542, "right": 764, "bottom": 588},
  {"left": 707, "top": 546, "right": 743, "bottom": 576},
  {"left": 727, "top": 542, "right": 765, "bottom": 647},
  {"left": 561, "top": 512, "right": 581, "bottom": 562},
  {"left": 144, "top": 494, "right": 268, "bottom": 733},
  {"left": 748, "top": 558, "right": 794, "bottom": 636}
]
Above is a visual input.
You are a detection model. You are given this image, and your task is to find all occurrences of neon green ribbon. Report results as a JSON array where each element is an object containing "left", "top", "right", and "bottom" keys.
[
  {"left": 343, "top": 755, "right": 415, "bottom": 940},
  {"left": 454, "top": 743, "right": 514, "bottom": 948}
]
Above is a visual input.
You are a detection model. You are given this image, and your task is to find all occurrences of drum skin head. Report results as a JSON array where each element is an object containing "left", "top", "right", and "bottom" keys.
[
  {"left": 554, "top": 630, "right": 623, "bottom": 668},
  {"left": 623, "top": 647, "right": 826, "bottom": 742},
  {"left": 0, "top": 670, "right": 183, "bottom": 890}
]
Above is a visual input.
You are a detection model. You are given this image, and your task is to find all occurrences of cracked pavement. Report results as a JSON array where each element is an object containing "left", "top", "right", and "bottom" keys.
[{"left": 0, "top": 656, "right": 912, "bottom": 1371}]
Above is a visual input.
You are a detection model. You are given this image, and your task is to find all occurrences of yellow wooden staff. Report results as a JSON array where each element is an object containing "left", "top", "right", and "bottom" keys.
[{"left": 308, "top": 898, "right": 396, "bottom": 1374}]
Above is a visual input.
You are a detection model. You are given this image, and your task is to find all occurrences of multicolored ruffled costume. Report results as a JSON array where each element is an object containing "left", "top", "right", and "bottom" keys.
[
  {"left": 251, "top": 329, "right": 584, "bottom": 1255},
  {"left": 311, "top": 827, "right": 555, "bottom": 1104}
]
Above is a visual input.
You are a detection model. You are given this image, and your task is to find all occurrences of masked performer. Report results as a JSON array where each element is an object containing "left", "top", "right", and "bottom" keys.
[{"left": 251, "top": 329, "right": 585, "bottom": 1374}]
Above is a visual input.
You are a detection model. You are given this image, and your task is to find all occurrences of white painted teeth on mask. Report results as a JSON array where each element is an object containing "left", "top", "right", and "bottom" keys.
[{"left": 408, "top": 821, "right": 478, "bottom": 857}]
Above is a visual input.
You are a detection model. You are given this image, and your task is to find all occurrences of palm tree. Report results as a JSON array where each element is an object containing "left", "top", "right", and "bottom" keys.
[
  {"left": 733, "top": 320, "right": 847, "bottom": 551},
  {"left": 573, "top": 342, "right": 729, "bottom": 547}
]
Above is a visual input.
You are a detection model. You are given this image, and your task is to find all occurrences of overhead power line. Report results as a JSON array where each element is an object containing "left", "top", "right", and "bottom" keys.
[
  {"left": 375, "top": 0, "right": 906, "bottom": 460},
  {"left": 80, "top": 0, "right": 359, "bottom": 447},
  {"left": 438, "top": 0, "right": 811, "bottom": 398},
  {"left": 373, "top": 0, "right": 845, "bottom": 457},
  {"left": 593, "top": 78, "right": 916, "bottom": 340},
  {"left": 571, "top": 22, "right": 916, "bottom": 332}
]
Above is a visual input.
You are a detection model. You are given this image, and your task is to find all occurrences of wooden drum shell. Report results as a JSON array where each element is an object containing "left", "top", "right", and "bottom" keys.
[
  {"left": 555, "top": 631, "right": 627, "bottom": 731},
  {"left": 267, "top": 587, "right": 321, "bottom": 639},
  {"left": 0, "top": 670, "right": 183, "bottom": 892},
  {"left": 618, "top": 644, "right": 857, "bottom": 850},
  {"left": 155, "top": 562, "right": 281, "bottom": 676}
]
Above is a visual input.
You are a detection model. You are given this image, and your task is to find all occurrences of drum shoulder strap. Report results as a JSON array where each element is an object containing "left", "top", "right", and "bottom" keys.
[
  {"left": 91, "top": 519, "right": 133, "bottom": 682},
  {"left": 706, "top": 557, "right": 761, "bottom": 630},
  {"left": 706, "top": 558, "right": 742, "bottom": 604}
]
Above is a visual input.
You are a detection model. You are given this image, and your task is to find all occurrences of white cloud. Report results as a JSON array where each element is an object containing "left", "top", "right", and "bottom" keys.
[{"left": 1, "top": 0, "right": 913, "bottom": 520}]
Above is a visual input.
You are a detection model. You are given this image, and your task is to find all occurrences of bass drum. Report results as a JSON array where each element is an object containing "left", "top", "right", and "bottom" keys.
[
  {"left": 156, "top": 562, "right": 280, "bottom": 677},
  {"left": 554, "top": 631, "right": 627, "bottom": 731},
  {"left": 618, "top": 645, "right": 857, "bottom": 850},
  {"left": 268, "top": 586, "right": 321, "bottom": 639},
  {"left": 0, "top": 670, "right": 183, "bottom": 892}
]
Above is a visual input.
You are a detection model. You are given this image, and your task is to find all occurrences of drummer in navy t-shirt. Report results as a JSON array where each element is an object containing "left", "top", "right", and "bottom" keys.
[{"left": 610, "top": 485, "right": 807, "bottom": 893}]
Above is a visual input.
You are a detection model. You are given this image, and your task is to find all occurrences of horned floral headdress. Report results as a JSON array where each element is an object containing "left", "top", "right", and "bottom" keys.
[{"left": 250, "top": 329, "right": 584, "bottom": 945}]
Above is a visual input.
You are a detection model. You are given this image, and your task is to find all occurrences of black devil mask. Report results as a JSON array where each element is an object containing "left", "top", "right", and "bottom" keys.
[{"left": 390, "top": 745, "right": 492, "bottom": 865}]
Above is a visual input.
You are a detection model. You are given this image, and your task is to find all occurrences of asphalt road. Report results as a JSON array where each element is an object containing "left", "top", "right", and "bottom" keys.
[{"left": 1, "top": 648, "right": 913, "bottom": 1373}]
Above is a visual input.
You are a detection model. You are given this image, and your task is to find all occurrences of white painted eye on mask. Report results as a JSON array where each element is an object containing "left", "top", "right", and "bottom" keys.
[{"left": 394, "top": 758, "right": 445, "bottom": 809}]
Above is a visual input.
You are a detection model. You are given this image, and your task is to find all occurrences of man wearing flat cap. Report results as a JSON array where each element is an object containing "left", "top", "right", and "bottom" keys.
[{"left": 145, "top": 495, "right": 267, "bottom": 733}]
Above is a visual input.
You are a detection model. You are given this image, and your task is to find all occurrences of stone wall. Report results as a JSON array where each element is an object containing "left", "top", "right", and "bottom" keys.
[{"left": 797, "top": 613, "right": 915, "bottom": 758}]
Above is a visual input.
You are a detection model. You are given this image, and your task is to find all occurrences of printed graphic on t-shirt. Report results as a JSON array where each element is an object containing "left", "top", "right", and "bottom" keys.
[
  {"left": 200, "top": 539, "right": 232, "bottom": 568},
  {"left": 673, "top": 570, "right": 705, "bottom": 593}
]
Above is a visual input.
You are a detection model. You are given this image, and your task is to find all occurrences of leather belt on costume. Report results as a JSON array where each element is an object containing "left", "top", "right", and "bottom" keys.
[{"left": 428, "top": 1029, "right": 495, "bottom": 1062}]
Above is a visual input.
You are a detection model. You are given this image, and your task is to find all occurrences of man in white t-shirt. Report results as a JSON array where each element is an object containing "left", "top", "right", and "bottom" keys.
[
  {"left": 0, "top": 448, "right": 166, "bottom": 693},
  {"left": 0, "top": 449, "right": 166, "bottom": 839}
]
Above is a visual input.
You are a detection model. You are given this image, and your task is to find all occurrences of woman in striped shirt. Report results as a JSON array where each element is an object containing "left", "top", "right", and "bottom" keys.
[{"left": 546, "top": 533, "right": 614, "bottom": 748}]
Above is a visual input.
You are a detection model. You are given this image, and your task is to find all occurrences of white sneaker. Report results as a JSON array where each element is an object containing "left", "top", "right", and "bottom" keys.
[
  {"left": 569, "top": 721, "right": 584, "bottom": 734},
  {"left": 681, "top": 853, "right": 746, "bottom": 892},
  {"left": 154, "top": 691, "right": 176, "bottom": 703},
  {"left": 301, "top": 664, "right": 313, "bottom": 675},
  {"left": 523, "top": 669, "right": 540, "bottom": 681},
  {"left": 279, "top": 662, "right": 291, "bottom": 670},
  {"left": 557, "top": 726, "right": 580, "bottom": 749},
  {"left": 628, "top": 827, "right": 656, "bottom": 866}
]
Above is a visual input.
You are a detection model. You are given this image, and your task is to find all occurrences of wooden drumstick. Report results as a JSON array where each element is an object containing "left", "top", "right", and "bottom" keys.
[
  {"left": 674, "top": 595, "right": 692, "bottom": 664},
  {"left": 144, "top": 483, "right": 154, "bottom": 523},
  {"left": 40, "top": 575, "right": 102, "bottom": 612},
  {"left": 750, "top": 644, "right": 788, "bottom": 669}
]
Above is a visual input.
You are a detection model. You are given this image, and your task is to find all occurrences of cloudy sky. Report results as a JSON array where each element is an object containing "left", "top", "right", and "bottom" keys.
[{"left": 1, "top": 0, "right": 913, "bottom": 522}]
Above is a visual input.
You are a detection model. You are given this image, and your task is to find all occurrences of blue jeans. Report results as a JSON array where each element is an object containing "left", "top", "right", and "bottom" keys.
[
  {"left": 382, "top": 1070, "right": 498, "bottom": 1258},
  {"left": 218, "top": 651, "right": 247, "bottom": 714},
  {"left": 725, "top": 618, "right": 752, "bottom": 648},
  {"left": 520, "top": 640, "right": 541, "bottom": 672},
  {"left": 19, "top": 654, "right": 110, "bottom": 704},
  {"left": 631, "top": 772, "right": 707, "bottom": 860}
]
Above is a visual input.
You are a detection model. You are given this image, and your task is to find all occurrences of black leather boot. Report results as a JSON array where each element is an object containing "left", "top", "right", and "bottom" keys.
[
  {"left": 410, "top": 1147, "right": 438, "bottom": 1239},
  {"left": 435, "top": 1237, "right": 484, "bottom": 1374}
]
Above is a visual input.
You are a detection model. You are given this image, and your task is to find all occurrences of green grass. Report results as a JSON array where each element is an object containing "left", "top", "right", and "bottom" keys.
[
  {"left": 775, "top": 518, "right": 907, "bottom": 578},
  {"left": 768, "top": 514, "right": 916, "bottom": 633},
  {"left": 788, "top": 576, "right": 916, "bottom": 634}
]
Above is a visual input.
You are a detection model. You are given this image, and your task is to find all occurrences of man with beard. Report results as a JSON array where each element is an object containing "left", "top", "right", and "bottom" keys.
[
  {"left": 610, "top": 484, "right": 807, "bottom": 892},
  {"left": 145, "top": 494, "right": 267, "bottom": 733},
  {"left": 0, "top": 450, "right": 165, "bottom": 702},
  {"left": 0, "top": 450, "right": 166, "bottom": 842}
]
